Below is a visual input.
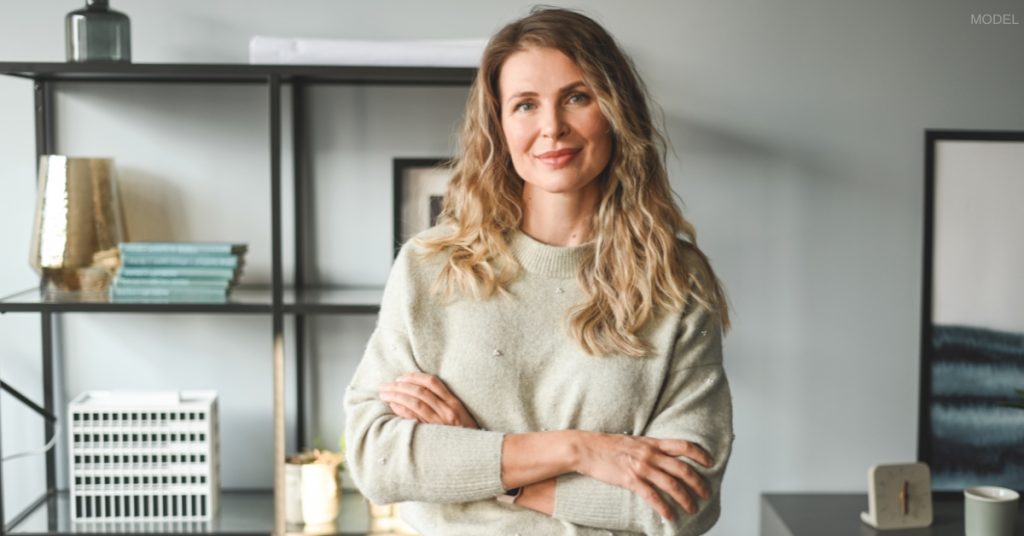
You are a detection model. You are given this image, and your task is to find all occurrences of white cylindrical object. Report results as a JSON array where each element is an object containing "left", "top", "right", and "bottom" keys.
[
  {"left": 300, "top": 464, "right": 340, "bottom": 525},
  {"left": 964, "top": 486, "right": 1019, "bottom": 536},
  {"left": 285, "top": 463, "right": 303, "bottom": 525}
]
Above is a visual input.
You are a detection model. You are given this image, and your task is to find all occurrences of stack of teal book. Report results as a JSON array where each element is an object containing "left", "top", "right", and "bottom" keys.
[{"left": 109, "top": 242, "right": 248, "bottom": 303}]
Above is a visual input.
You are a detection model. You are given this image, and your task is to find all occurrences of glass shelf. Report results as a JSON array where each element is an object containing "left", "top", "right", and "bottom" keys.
[
  {"left": 282, "top": 288, "right": 382, "bottom": 315},
  {"left": 0, "top": 287, "right": 273, "bottom": 314},
  {"left": 0, "top": 287, "right": 383, "bottom": 315},
  {"left": 6, "top": 489, "right": 372, "bottom": 536},
  {"left": 0, "top": 62, "right": 475, "bottom": 86}
]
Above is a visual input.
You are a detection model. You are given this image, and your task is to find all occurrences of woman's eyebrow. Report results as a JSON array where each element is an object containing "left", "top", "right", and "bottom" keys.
[
  {"left": 505, "top": 80, "right": 588, "bottom": 105},
  {"left": 557, "top": 80, "right": 588, "bottom": 94}
]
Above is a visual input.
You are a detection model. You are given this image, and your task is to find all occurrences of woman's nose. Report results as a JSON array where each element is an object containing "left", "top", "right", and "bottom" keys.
[{"left": 540, "top": 108, "right": 569, "bottom": 139}]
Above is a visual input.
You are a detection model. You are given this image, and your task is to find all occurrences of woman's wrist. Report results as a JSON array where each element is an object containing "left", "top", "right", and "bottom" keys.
[
  {"left": 515, "top": 478, "right": 556, "bottom": 515},
  {"left": 564, "top": 429, "right": 583, "bottom": 472},
  {"left": 547, "top": 429, "right": 581, "bottom": 474},
  {"left": 501, "top": 430, "right": 581, "bottom": 489}
]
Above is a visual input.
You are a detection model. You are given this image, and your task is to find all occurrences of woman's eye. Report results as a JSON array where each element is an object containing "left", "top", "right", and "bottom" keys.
[
  {"left": 567, "top": 93, "right": 590, "bottom": 105},
  {"left": 514, "top": 101, "right": 535, "bottom": 112}
]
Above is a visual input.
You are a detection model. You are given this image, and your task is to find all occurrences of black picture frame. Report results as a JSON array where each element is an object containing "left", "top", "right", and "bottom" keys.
[
  {"left": 918, "top": 129, "right": 1024, "bottom": 498},
  {"left": 392, "top": 158, "right": 454, "bottom": 258}
]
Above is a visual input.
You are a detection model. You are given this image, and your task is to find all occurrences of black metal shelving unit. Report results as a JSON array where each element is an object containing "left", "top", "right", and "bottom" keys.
[{"left": 0, "top": 61, "right": 475, "bottom": 536}]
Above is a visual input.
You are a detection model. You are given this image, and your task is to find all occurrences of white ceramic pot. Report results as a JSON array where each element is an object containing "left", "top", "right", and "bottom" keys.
[
  {"left": 300, "top": 463, "right": 340, "bottom": 525},
  {"left": 285, "top": 463, "right": 304, "bottom": 525}
]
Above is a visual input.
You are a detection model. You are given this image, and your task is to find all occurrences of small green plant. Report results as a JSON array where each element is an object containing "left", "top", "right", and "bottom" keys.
[
  {"left": 1004, "top": 389, "right": 1024, "bottom": 410},
  {"left": 287, "top": 433, "right": 345, "bottom": 475},
  {"left": 286, "top": 448, "right": 342, "bottom": 467}
]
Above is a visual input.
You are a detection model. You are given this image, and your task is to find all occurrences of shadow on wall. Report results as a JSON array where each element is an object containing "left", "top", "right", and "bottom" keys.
[
  {"left": 660, "top": 112, "right": 857, "bottom": 486},
  {"left": 117, "top": 167, "right": 183, "bottom": 242}
]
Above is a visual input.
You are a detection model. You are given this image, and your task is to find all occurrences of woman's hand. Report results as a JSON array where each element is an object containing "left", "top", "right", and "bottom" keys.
[
  {"left": 571, "top": 431, "right": 713, "bottom": 521},
  {"left": 378, "top": 372, "right": 479, "bottom": 429}
]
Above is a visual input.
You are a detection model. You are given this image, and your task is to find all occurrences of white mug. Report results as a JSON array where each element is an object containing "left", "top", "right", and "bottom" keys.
[{"left": 964, "top": 486, "right": 1019, "bottom": 536}]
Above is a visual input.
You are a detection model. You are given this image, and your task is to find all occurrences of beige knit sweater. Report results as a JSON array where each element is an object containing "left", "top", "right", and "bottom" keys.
[{"left": 343, "top": 226, "right": 733, "bottom": 535}]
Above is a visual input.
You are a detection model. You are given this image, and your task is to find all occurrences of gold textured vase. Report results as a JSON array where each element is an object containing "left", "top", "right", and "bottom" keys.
[{"left": 29, "top": 155, "right": 125, "bottom": 292}]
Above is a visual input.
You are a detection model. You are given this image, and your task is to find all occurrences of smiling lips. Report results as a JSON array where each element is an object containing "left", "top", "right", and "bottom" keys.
[{"left": 536, "top": 148, "right": 581, "bottom": 168}]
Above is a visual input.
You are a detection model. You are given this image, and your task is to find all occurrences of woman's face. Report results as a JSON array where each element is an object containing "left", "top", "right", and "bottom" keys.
[{"left": 498, "top": 47, "right": 612, "bottom": 198}]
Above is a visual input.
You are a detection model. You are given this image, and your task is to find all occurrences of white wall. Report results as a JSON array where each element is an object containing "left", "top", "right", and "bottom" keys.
[{"left": 2, "top": 1, "right": 1023, "bottom": 534}]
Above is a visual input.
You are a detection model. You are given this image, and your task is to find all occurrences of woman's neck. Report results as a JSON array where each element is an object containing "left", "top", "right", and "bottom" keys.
[{"left": 519, "top": 182, "right": 599, "bottom": 247}]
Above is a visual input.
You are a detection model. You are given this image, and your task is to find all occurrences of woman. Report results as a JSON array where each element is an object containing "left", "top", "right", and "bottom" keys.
[{"left": 344, "top": 7, "right": 732, "bottom": 536}]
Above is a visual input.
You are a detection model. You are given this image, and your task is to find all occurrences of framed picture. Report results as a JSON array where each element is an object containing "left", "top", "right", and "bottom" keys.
[
  {"left": 392, "top": 158, "right": 454, "bottom": 257},
  {"left": 918, "top": 129, "right": 1024, "bottom": 496}
]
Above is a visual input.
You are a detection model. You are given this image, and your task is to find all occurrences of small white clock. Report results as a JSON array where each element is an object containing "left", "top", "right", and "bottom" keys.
[{"left": 860, "top": 462, "right": 933, "bottom": 530}]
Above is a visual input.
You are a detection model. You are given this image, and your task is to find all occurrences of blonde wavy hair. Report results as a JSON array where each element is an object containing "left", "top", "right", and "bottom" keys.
[{"left": 415, "top": 7, "right": 730, "bottom": 358}]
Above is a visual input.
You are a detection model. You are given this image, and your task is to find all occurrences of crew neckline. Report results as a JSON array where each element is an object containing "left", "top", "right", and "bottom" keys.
[{"left": 507, "top": 229, "right": 593, "bottom": 278}]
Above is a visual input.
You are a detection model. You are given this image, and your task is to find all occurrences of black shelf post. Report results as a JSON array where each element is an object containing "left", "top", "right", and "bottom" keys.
[
  {"left": 292, "top": 80, "right": 308, "bottom": 452},
  {"left": 41, "top": 314, "right": 57, "bottom": 496},
  {"left": 268, "top": 73, "right": 286, "bottom": 536},
  {"left": 34, "top": 77, "right": 59, "bottom": 506},
  {"left": 34, "top": 80, "right": 54, "bottom": 163}
]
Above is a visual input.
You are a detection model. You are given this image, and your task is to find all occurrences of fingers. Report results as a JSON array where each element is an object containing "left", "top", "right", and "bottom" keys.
[
  {"left": 391, "top": 373, "right": 477, "bottom": 427},
  {"left": 655, "top": 455, "right": 710, "bottom": 501},
  {"left": 643, "top": 469, "right": 697, "bottom": 516},
  {"left": 387, "top": 402, "right": 422, "bottom": 422},
  {"left": 644, "top": 456, "right": 706, "bottom": 515},
  {"left": 628, "top": 437, "right": 713, "bottom": 518},
  {"left": 378, "top": 385, "right": 445, "bottom": 423},
  {"left": 396, "top": 372, "right": 457, "bottom": 406},
  {"left": 627, "top": 443, "right": 701, "bottom": 517},
  {"left": 643, "top": 437, "right": 714, "bottom": 468},
  {"left": 629, "top": 478, "right": 676, "bottom": 522}
]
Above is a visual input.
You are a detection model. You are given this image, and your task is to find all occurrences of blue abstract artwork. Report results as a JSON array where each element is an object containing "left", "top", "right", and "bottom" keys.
[
  {"left": 929, "top": 325, "right": 1024, "bottom": 490},
  {"left": 922, "top": 131, "right": 1024, "bottom": 494}
]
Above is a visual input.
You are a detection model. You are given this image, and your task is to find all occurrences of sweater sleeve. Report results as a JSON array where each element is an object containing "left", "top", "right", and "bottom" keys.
[
  {"left": 342, "top": 243, "right": 507, "bottom": 505},
  {"left": 552, "top": 302, "right": 734, "bottom": 535}
]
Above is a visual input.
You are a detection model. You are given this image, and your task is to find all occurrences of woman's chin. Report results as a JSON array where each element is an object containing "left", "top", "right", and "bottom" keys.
[{"left": 522, "top": 175, "right": 599, "bottom": 197}]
